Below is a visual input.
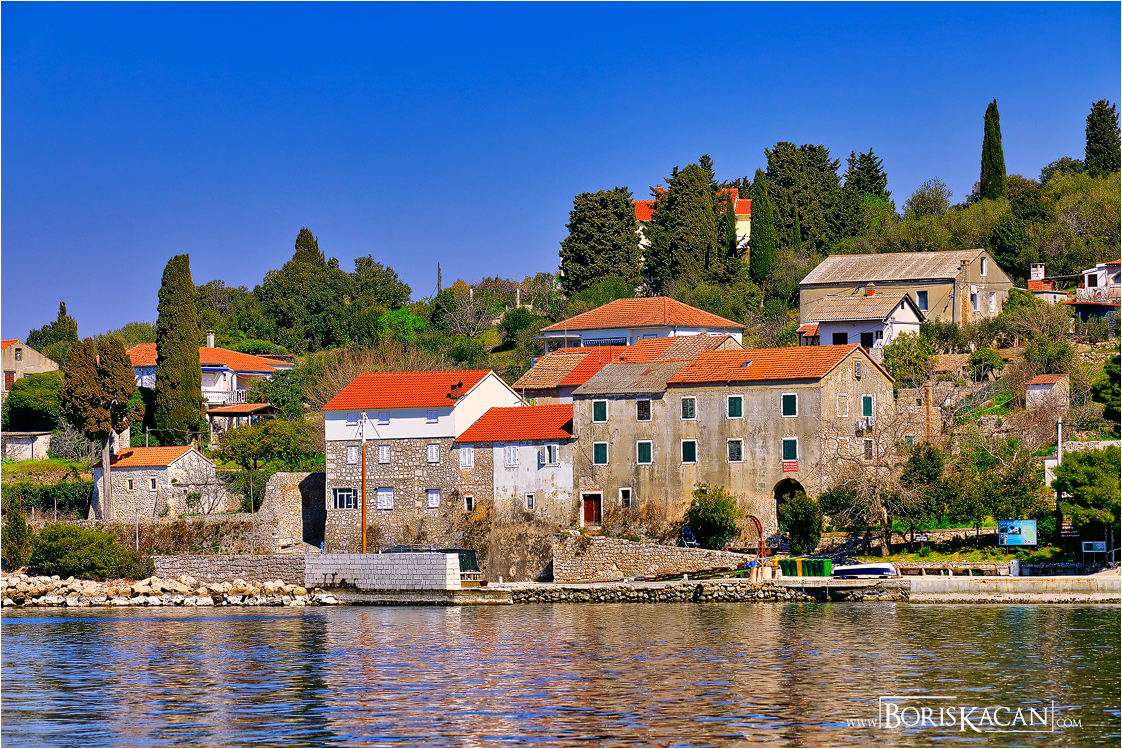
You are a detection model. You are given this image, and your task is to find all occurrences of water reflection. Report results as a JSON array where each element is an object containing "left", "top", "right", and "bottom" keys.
[{"left": 2, "top": 604, "right": 1118, "bottom": 746}]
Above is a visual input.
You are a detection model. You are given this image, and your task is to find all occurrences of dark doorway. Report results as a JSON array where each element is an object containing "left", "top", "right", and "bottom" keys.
[
  {"left": 832, "top": 332, "right": 848, "bottom": 345},
  {"left": 774, "top": 479, "right": 805, "bottom": 532},
  {"left": 860, "top": 331, "right": 875, "bottom": 348},
  {"left": 582, "top": 493, "right": 602, "bottom": 526}
]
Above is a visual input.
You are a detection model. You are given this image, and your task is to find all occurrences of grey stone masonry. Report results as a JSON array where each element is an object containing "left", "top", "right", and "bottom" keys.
[
  {"left": 305, "top": 552, "right": 461, "bottom": 591},
  {"left": 553, "top": 533, "right": 751, "bottom": 583},
  {"left": 152, "top": 554, "right": 306, "bottom": 585}
]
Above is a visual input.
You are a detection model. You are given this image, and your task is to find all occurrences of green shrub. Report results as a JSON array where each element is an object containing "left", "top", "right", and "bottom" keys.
[
  {"left": 0, "top": 480, "right": 94, "bottom": 517},
  {"left": 779, "top": 493, "right": 824, "bottom": 555},
  {"left": 916, "top": 544, "right": 932, "bottom": 558},
  {"left": 686, "top": 484, "right": 742, "bottom": 550},
  {"left": 2, "top": 511, "right": 35, "bottom": 569},
  {"left": 28, "top": 523, "right": 153, "bottom": 580}
]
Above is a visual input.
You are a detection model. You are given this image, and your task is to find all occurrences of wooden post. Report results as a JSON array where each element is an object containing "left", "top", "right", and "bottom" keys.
[{"left": 361, "top": 412, "right": 367, "bottom": 554}]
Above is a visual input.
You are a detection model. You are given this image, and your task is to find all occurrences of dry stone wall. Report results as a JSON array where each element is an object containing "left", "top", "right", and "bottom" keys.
[
  {"left": 153, "top": 554, "right": 306, "bottom": 585},
  {"left": 553, "top": 533, "right": 751, "bottom": 583}
]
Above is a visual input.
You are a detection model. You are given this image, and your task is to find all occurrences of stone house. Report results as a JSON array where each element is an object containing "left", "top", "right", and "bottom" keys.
[
  {"left": 1025, "top": 374, "right": 1070, "bottom": 411},
  {"left": 321, "top": 369, "right": 524, "bottom": 552},
  {"left": 537, "top": 297, "right": 745, "bottom": 349},
  {"left": 1, "top": 339, "right": 59, "bottom": 396},
  {"left": 0, "top": 431, "right": 52, "bottom": 461},
  {"left": 454, "top": 404, "right": 576, "bottom": 526},
  {"left": 571, "top": 345, "right": 895, "bottom": 536},
  {"left": 800, "top": 249, "right": 1013, "bottom": 326},
  {"left": 797, "top": 289, "right": 925, "bottom": 352},
  {"left": 90, "top": 445, "right": 231, "bottom": 521}
]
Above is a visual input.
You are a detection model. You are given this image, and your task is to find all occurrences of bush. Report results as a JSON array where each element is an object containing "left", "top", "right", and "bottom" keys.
[
  {"left": 779, "top": 493, "right": 824, "bottom": 555},
  {"left": 28, "top": 523, "right": 153, "bottom": 580},
  {"left": 0, "top": 480, "right": 94, "bottom": 517},
  {"left": 686, "top": 484, "right": 742, "bottom": 550},
  {"left": 226, "top": 469, "right": 274, "bottom": 512},
  {"left": 2, "top": 511, "right": 35, "bottom": 569},
  {"left": 967, "top": 348, "right": 1005, "bottom": 381}
]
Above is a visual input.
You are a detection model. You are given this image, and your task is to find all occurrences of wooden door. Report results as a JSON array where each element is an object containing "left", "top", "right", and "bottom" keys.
[{"left": 583, "top": 494, "right": 602, "bottom": 525}]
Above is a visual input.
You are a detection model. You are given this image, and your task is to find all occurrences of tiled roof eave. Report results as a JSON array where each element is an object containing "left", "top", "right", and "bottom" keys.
[{"left": 801, "top": 276, "right": 958, "bottom": 287}]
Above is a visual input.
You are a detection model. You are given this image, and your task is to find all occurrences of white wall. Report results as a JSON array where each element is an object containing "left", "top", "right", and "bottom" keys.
[
  {"left": 135, "top": 366, "right": 156, "bottom": 389},
  {"left": 542, "top": 326, "right": 744, "bottom": 346},
  {"left": 491, "top": 442, "right": 574, "bottom": 522},
  {"left": 325, "top": 407, "right": 456, "bottom": 442},
  {"left": 451, "top": 373, "right": 524, "bottom": 437}
]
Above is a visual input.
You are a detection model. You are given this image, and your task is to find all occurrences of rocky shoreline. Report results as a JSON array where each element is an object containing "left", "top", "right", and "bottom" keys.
[{"left": 1, "top": 572, "right": 342, "bottom": 608}]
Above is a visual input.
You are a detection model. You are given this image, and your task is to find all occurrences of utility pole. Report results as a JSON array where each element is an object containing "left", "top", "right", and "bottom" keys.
[{"left": 361, "top": 411, "right": 368, "bottom": 554}]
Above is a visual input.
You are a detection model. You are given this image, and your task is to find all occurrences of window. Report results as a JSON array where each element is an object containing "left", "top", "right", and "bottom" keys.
[
  {"left": 14, "top": 348, "right": 22, "bottom": 362},
  {"left": 525, "top": 493, "right": 535, "bottom": 511},
  {"left": 539, "top": 444, "right": 560, "bottom": 466},
  {"left": 916, "top": 290, "right": 928, "bottom": 311},
  {"left": 782, "top": 438, "right": 798, "bottom": 461},
  {"left": 837, "top": 393, "right": 849, "bottom": 417},
  {"left": 427, "top": 489, "right": 441, "bottom": 509},
  {"left": 971, "top": 292, "right": 979, "bottom": 312},
  {"left": 346, "top": 412, "right": 359, "bottom": 426},
  {"left": 149, "top": 477, "right": 157, "bottom": 491},
  {"left": 988, "top": 292, "right": 995, "bottom": 313},
  {"left": 426, "top": 443, "right": 441, "bottom": 464},
  {"left": 863, "top": 439, "right": 874, "bottom": 460},
  {"left": 854, "top": 361, "right": 862, "bottom": 380},
  {"left": 681, "top": 397, "right": 696, "bottom": 420},
  {"left": 593, "top": 400, "right": 608, "bottom": 422},
  {"left": 619, "top": 487, "right": 633, "bottom": 508},
  {"left": 636, "top": 440, "right": 652, "bottom": 465},
  {"left": 378, "top": 445, "right": 391, "bottom": 464},
  {"left": 376, "top": 487, "right": 394, "bottom": 510},
  {"left": 346, "top": 445, "right": 360, "bottom": 465},
  {"left": 727, "top": 439, "right": 743, "bottom": 463},
  {"left": 463, "top": 494, "right": 475, "bottom": 512},
  {"left": 904, "top": 435, "right": 915, "bottom": 447},
  {"left": 782, "top": 393, "right": 797, "bottom": 417},
  {"left": 681, "top": 440, "right": 697, "bottom": 464},
  {"left": 861, "top": 331, "right": 875, "bottom": 348},
  {"left": 833, "top": 332, "right": 848, "bottom": 345},
  {"left": 593, "top": 442, "right": 608, "bottom": 465},
  {"left": 426, "top": 410, "right": 439, "bottom": 423},
  {"left": 636, "top": 400, "right": 651, "bottom": 421},
  {"left": 127, "top": 478, "right": 134, "bottom": 492},
  {"left": 727, "top": 395, "right": 743, "bottom": 419},
  {"left": 862, "top": 395, "right": 874, "bottom": 417},
  {"left": 980, "top": 257, "right": 988, "bottom": 276},
  {"left": 876, "top": 330, "right": 883, "bottom": 342},
  {"left": 332, "top": 487, "right": 356, "bottom": 510},
  {"left": 377, "top": 412, "right": 390, "bottom": 425},
  {"left": 459, "top": 446, "right": 473, "bottom": 468},
  {"left": 505, "top": 445, "right": 519, "bottom": 467}
]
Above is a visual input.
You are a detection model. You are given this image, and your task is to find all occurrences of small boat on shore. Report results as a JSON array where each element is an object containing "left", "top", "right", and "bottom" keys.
[{"left": 831, "top": 562, "right": 899, "bottom": 579}]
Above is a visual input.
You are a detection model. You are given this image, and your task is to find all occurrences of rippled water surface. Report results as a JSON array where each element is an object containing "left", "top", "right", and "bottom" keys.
[{"left": 2, "top": 603, "right": 1119, "bottom": 746}]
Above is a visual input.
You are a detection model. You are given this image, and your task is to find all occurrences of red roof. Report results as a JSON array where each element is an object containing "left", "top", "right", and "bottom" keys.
[
  {"left": 1027, "top": 279, "right": 1055, "bottom": 291},
  {"left": 455, "top": 405, "right": 573, "bottom": 444},
  {"left": 96, "top": 445, "right": 195, "bottom": 469},
  {"left": 323, "top": 370, "right": 493, "bottom": 411},
  {"left": 1026, "top": 374, "right": 1069, "bottom": 385},
  {"left": 126, "top": 343, "right": 278, "bottom": 372},
  {"left": 668, "top": 345, "right": 886, "bottom": 384},
  {"left": 559, "top": 347, "right": 631, "bottom": 386},
  {"left": 796, "top": 323, "right": 820, "bottom": 336},
  {"left": 735, "top": 198, "right": 752, "bottom": 215},
  {"left": 633, "top": 188, "right": 750, "bottom": 222},
  {"left": 206, "top": 402, "right": 273, "bottom": 415},
  {"left": 1, "top": 339, "right": 17, "bottom": 351},
  {"left": 634, "top": 200, "right": 655, "bottom": 222},
  {"left": 540, "top": 297, "right": 743, "bottom": 333}
]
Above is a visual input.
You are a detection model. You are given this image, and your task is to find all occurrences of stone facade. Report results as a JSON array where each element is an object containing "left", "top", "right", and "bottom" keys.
[
  {"left": 324, "top": 438, "right": 494, "bottom": 552},
  {"left": 90, "top": 450, "right": 235, "bottom": 521},
  {"left": 305, "top": 552, "right": 461, "bottom": 590},
  {"left": 552, "top": 533, "right": 751, "bottom": 583},
  {"left": 153, "top": 554, "right": 306, "bottom": 585},
  {"left": 259, "top": 472, "right": 325, "bottom": 549}
]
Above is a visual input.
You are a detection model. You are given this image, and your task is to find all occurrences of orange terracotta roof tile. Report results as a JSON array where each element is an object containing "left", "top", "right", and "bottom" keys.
[
  {"left": 540, "top": 297, "right": 743, "bottom": 333},
  {"left": 668, "top": 345, "right": 878, "bottom": 384},
  {"left": 1026, "top": 374, "right": 1069, "bottom": 385},
  {"left": 127, "top": 342, "right": 158, "bottom": 367},
  {"left": 558, "top": 347, "right": 634, "bottom": 386},
  {"left": 206, "top": 403, "right": 274, "bottom": 415},
  {"left": 1, "top": 339, "right": 18, "bottom": 351},
  {"left": 797, "top": 323, "right": 820, "bottom": 336},
  {"left": 96, "top": 445, "right": 195, "bottom": 469},
  {"left": 126, "top": 343, "right": 278, "bottom": 372},
  {"left": 634, "top": 200, "right": 655, "bottom": 222},
  {"left": 455, "top": 405, "right": 573, "bottom": 443},
  {"left": 513, "top": 352, "right": 588, "bottom": 390},
  {"left": 735, "top": 198, "right": 752, "bottom": 216},
  {"left": 323, "top": 369, "right": 493, "bottom": 411}
]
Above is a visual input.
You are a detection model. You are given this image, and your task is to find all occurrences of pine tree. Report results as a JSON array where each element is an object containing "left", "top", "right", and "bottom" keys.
[
  {"left": 749, "top": 169, "right": 776, "bottom": 285},
  {"left": 559, "top": 187, "right": 642, "bottom": 294},
  {"left": 980, "top": 99, "right": 1007, "bottom": 200},
  {"left": 154, "top": 254, "right": 203, "bottom": 445},
  {"left": 1085, "top": 99, "right": 1121, "bottom": 175},
  {"left": 844, "top": 149, "right": 891, "bottom": 202},
  {"left": 292, "top": 227, "right": 325, "bottom": 266},
  {"left": 26, "top": 301, "right": 79, "bottom": 366},
  {"left": 60, "top": 337, "right": 137, "bottom": 519},
  {"left": 764, "top": 142, "right": 843, "bottom": 254}
]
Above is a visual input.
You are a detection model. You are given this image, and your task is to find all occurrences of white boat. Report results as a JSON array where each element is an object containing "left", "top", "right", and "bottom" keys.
[{"left": 831, "top": 562, "right": 899, "bottom": 579}]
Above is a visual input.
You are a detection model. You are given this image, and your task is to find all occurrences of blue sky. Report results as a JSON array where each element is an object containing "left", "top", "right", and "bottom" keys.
[{"left": 3, "top": 2, "right": 1119, "bottom": 339}]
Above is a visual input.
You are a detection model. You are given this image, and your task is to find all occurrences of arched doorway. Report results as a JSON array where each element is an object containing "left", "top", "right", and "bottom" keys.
[{"left": 774, "top": 478, "right": 805, "bottom": 533}]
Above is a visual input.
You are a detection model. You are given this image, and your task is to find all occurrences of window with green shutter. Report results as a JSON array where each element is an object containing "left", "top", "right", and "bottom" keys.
[
  {"left": 593, "top": 400, "right": 607, "bottom": 422},
  {"left": 727, "top": 395, "right": 742, "bottom": 418},
  {"left": 681, "top": 397, "right": 696, "bottom": 420},
  {"left": 782, "top": 438, "right": 798, "bottom": 461},
  {"left": 637, "top": 440, "right": 652, "bottom": 464},
  {"left": 593, "top": 442, "right": 608, "bottom": 465},
  {"left": 862, "top": 395, "right": 874, "bottom": 417},
  {"left": 727, "top": 440, "right": 743, "bottom": 462},
  {"left": 681, "top": 440, "right": 697, "bottom": 463},
  {"left": 782, "top": 393, "right": 797, "bottom": 416}
]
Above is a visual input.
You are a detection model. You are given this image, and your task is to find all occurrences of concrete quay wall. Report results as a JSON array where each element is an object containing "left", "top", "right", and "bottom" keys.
[
  {"left": 305, "top": 552, "right": 461, "bottom": 591},
  {"left": 909, "top": 575, "right": 1120, "bottom": 603}
]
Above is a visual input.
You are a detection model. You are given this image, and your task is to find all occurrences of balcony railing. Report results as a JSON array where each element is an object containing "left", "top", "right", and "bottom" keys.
[
  {"left": 1069, "top": 286, "right": 1121, "bottom": 303},
  {"left": 203, "top": 388, "right": 249, "bottom": 405}
]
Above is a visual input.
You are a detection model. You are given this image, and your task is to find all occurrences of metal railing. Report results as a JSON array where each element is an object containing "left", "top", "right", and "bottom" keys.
[
  {"left": 202, "top": 388, "right": 249, "bottom": 405},
  {"left": 1069, "top": 286, "right": 1121, "bottom": 303}
]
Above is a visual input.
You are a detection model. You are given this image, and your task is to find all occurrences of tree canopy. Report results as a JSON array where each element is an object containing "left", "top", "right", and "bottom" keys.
[
  {"left": 154, "top": 254, "right": 203, "bottom": 444},
  {"left": 26, "top": 302, "right": 79, "bottom": 367},
  {"left": 559, "top": 187, "right": 641, "bottom": 294},
  {"left": 1085, "top": 99, "right": 1121, "bottom": 175},
  {"left": 980, "top": 99, "right": 1007, "bottom": 200}
]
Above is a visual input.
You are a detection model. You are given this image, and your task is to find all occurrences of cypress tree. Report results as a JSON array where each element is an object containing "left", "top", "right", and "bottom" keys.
[
  {"left": 154, "top": 254, "right": 202, "bottom": 445},
  {"left": 980, "top": 99, "right": 1007, "bottom": 200},
  {"left": 292, "top": 227, "right": 325, "bottom": 266},
  {"left": 668, "top": 163, "right": 719, "bottom": 285},
  {"left": 749, "top": 169, "right": 776, "bottom": 284},
  {"left": 1085, "top": 99, "right": 1121, "bottom": 175}
]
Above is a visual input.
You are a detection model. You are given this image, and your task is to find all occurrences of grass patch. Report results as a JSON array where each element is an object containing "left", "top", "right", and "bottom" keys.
[
  {"left": 1, "top": 458, "right": 87, "bottom": 481},
  {"left": 865, "top": 544, "right": 1068, "bottom": 564}
]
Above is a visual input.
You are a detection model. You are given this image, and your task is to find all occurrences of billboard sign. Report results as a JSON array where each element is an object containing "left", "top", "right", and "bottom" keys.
[
  {"left": 1083, "top": 541, "right": 1107, "bottom": 553},
  {"left": 998, "top": 519, "right": 1037, "bottom": 546}
]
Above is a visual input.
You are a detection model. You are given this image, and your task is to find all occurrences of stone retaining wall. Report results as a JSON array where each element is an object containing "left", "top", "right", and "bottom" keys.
[
  {"left": 552, "top": 533, "right": 751, "bottom": 583},
  {"left": 152, "top": 554, "right": 306, "bottom": 585},
  {"left": 513, "top": 581, "right": 820, "bottom": 604},
  {"left": 305, "top": 552, "right": 461, "bottom": 591}
]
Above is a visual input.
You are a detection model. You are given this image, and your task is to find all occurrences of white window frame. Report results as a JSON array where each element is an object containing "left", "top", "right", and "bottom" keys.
[
  {"left": 459, "top": 446, "right": 474, "bottom": 468},
  {"left": 149, "top": 477, "right": 157, "bottom": 491},
  {"left": 619, "top": 487, "right": 632, "bottom": 509},
  {"left": 346, "top": 412, "right": 359, "bottom": 426},
  {"left": 837, "top": 393, "right": 849, "bottom": 417},
  {"left": 427, "top": 489, "right": 441, "bottom": 509},
  {"left": 916, "top": 290, "right": 928, "bottom": 312},
  {"left": 346, "top": 445, "right": 360, "bottom": 465},
  {"left": 378, "top": 444, "right": 391, "bottom": 464},
  {"left": 727, "top": 394, "right": 743, "bottom": 419},
  {"left": 781, "top": 392, "right": 798, "bottom": 417},
  {"left": 854, "top": 361, "right": 862, "bottom": 380},
  {"left": 463, "top": 494, "right": 475, "bottom": 512},
  {"left": 525, "top": 493, "right": 535, "bottom": 511},
  {"left": 988, "top": 292, "right": 995, "bottom": 313},
  {"left": 376, "top": 487, "right": 394, "bottom": 510},
  {"left": 971, "top": 292, "right": 980, "bottom": 312},
  {"left": 504, "top": 445, "right": 519, "bottom": 467},
  {"left": 332, "top": 487, "right": 357, "bottom": 510},
  {"left": 539, "top": 444, "right": 560, "bottom": 466},
  {"left": 782, "top": 437, "right": 799, "bottom": 461},
  {"left": 377, "top": 412, "right": 390, "bottom": 425},
  {"left": 127, "top": 478, "right": 134, "bottom": 492},
  {"left": 426, "top": 410, "right": 439, "bottom": 423},
  {"left": 980, "top": 257, "right": 988, "bottom": 277},
  {"left": 636, "top": 440, "right": 653, "bottom": 465},
  {"left": 681, "top": 439, "right": 697, "bottom": 464},
  {"left": 681, "top": 397, "right": 696, "bottom": 421},
  {"left": 636, "top": 399, "right": 652, "bottom": 422},
  {"left": 592, "top": 400, "right": 608, "bottom": 423},
  {"left": 592, "top": 441, "right": 609, "bottom": 465},
  {"left": 727, "top": 439, "right": 743, "bottom": 463},
  {"left": 862, "top": 394, "right": 875, "bottom": 418},
  {"left": 426, "top": 443, "right": 441, "bottom": 464}
]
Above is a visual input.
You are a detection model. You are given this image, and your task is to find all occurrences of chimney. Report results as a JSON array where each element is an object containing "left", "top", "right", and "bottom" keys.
[
  {"left": 865, "top": 283, "right": 875, "bottom": 298},
  {"left": 206, "top": 330, "right": 215, "bottom": 348},
  {"left": 449, "top": 380, "right": 464, "bottom": 400},
  {"left": 1031, "top": 263, "right": 1046, "bottom": 281}
]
